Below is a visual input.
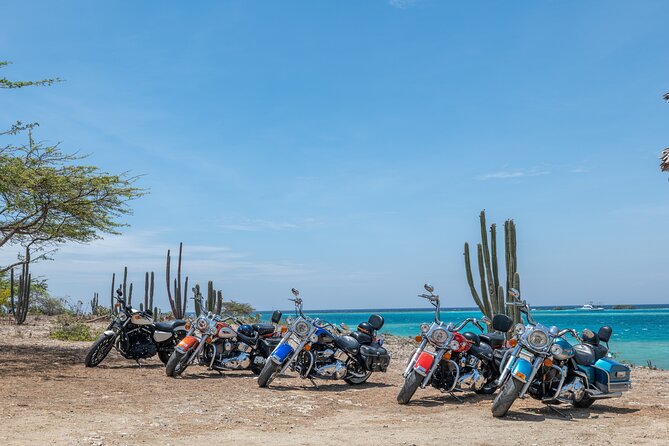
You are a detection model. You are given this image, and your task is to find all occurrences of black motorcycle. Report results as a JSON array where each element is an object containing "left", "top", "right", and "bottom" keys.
[{"left": 84, "top": 286, "right": 187, "bottom": 367}]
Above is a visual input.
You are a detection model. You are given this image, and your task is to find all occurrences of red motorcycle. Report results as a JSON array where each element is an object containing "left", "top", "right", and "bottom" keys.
[{"left": 397, "top": 284, "right": 512, "bottom": 404}]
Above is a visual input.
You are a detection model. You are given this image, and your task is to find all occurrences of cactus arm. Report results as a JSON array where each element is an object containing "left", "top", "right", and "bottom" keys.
[
  {"left": 464, "top": 242, "right": 485, "bottom": 315},
  {"left": 477, "top": 243, "right": 492, "bottom": 319}
]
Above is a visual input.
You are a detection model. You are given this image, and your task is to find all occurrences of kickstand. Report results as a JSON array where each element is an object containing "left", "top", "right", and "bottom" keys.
[
  {"left": 135, "top": 360, "right": 142, "bottom": 368},
  {"left": 308, "top": 377, "right": 319, "bottom": 389},
  {"left": 547, "top": 404, "right": 572, "bottom": 420},
  {"left": 449, "top": 392, "right": 463, "bottom": 403}
]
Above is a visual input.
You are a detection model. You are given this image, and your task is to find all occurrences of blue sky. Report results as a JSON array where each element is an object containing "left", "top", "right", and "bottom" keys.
[{"left": 1, "top": 1, "right": 668, "bottom": 310}]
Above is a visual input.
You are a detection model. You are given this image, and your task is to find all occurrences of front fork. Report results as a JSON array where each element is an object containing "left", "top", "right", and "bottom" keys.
[
  {"left": 275, "top": 328, "right": 317, "bottom": 376},
  {"left": 497, "top": 345, "right": 545, "bottom": 398},
  {"left": 404, "top": 338, "right": 453, "bottom": 390}
]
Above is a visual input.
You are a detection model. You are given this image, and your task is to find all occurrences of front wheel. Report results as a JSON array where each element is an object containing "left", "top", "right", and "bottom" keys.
[
  {"left": 491, "top": 378, "right": 524, "bottom": 417},
  {"left": 165, "top": 350, "right": 193, "bottom": 377},
  {"left": 397, "top": 370, "right": 422, "bottom": 404},
  {"left": 258, "top": 360, "right": 280, "bottom": 388},
  {"left": 84, "top": 334, "right": 115, "bottom": 367}
]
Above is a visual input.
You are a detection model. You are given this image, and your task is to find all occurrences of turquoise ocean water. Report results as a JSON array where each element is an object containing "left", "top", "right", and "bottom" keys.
[{"left": 257, "top": 306, "right": 669, "bottom": 369}]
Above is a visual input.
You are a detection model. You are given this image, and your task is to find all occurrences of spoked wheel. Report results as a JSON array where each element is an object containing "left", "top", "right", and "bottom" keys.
[
  {"left": 344, "top": 360, "right": 372, "bottom": 385},
  {"left": 573, "top": 393, "right": 595, "bottom": 409},
  {"left": 491, "top": 378, "right": 524, "bottom": 417},
  {"left": 84, "top": 334, "right": 116, "bottom": 367},
  {"left": 165, "top": 349, "right": 195, "bottom": 377},
  {"left": 157, "top": 350, "right": 172, "bottom": 365}
]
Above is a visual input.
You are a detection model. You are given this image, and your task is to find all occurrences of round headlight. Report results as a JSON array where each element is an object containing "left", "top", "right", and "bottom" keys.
[
  {"left": 449, "top": 339, "right": 460, "bottom": 350},
  {"left": 286, "top": 316, "right": 294, "bottom": 325},
  {"left": 528, "top": 330, "right": 549, "bottom": 350},
  {"left": 430, "top": 328, "right": 448, "bottom": 345},
  {"left": 550, "top": 344, "right": 563, "bottom": 357},
  {"left": 514, "top": 323, "right": 525, "bottom": 336},
  {"left": 196, "top": 317, "right": 209, "bottom": 331},
  {"left": 118, "top": 312, "right": 127, "bottom": 322},
  {"left": 420, "top": 323, "right": 430, "bottom": 333},
  {"left": 294, "top": 320, "right": 310, "bottom": 337},
  {"left": 310, "top": 334, "right": 318, "bottom": 343}
]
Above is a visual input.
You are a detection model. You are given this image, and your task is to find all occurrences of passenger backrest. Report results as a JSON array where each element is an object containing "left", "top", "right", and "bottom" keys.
[
  {"left": 271, "top": 310, "right": 282, "bottom": 324},
  {"left": 492, "top": 314, "right": 513, "bottom": 332},
  {"left": 368, "top": 314, "right": 384, "bottom": 330},
  {"left": 598, "top": 325, "right": 613, "bottom": 343}
]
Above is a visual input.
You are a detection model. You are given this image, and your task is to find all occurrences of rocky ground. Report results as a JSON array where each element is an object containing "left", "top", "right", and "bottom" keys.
[{"left": 0, "top": 316, "right": 668, "bottom": 445}]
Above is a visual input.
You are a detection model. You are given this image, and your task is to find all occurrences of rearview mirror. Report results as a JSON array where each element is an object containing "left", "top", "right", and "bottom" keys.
[
  {"left": 424, "top": 284, "right": 434, "bottom": 293},
  {"left": 509, "top": 288, "right": 520, "bottom": 299},
  {"left": 340, "top": 322, "right": 349, "bottom": 331},
  {"left": 481, "top": 316, "right": 492, "bottom": 325},
  {"left": 116, "top": 286, "right": 123, "bottom": 297},
  {"left": 291, "top": 288, "right": 300, "bottom": 297}
]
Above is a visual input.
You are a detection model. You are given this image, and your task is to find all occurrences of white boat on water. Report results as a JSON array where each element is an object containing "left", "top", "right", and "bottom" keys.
[{"left": 579, "top": 302, "right": 605, "bottom": 311}]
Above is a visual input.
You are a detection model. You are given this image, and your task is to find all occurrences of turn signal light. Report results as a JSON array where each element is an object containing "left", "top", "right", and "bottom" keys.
[
  {"left": 415, "top": 335, "right": 422, "bottom": 342},
  {"left": 185, "top": 322, "right": 191, "bottom": 330},
  {"left": 115, "top": 303, "right": 120, "bottom": 308},
  {"left": 442, "top": 351, "right": 451, "bottom": 361},
  {"left": 515, "top": 371, "right": 526, "bottom": 381},
  {"left": 543, "top": 358, "right": 553, "bottom": 368},
  {"left": 281, "top": 326, "right": 288, "bottom": 334},
  {"left": 508, "top": 339, "right": 517, "bottom": 347},
  {"left": 304, "top": 344, "right": 311, "bottom": 351}
]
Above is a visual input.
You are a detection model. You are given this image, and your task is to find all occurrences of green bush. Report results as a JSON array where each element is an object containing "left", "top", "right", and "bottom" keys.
[
  {"left": 49, "top": 315, "right": 97, "bottom": 341},
  {"left": 31, "top": 294, "right": 69, "bottom": 316}
]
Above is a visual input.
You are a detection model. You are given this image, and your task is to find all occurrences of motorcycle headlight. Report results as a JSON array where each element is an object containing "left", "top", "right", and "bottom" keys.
[
  {"left": 294, "top": 320, "right": 310, "bottom": 338},
  {"left": 528, "top": 330, "right": 549, "bottom": 350},
  {"left": 118, "top": 313, "right": 127, "bottom": 322},
  {"left": 430, "top": 328, "right": 448, "bottom": 345},
  {"left": 449, "top": 339, "right": 460, "bottom": 350},
  {"left": 550, "top": 344, "right": 563, "bottom": 357},
  {"left": 514, "top": 323, "right": 525, "bottom": 336},
  {"left": 420, "top": 323, "right": 430, "bottom": 333},
  {"left": 196, "top": 317, "right": 209, "bottom": 332}
]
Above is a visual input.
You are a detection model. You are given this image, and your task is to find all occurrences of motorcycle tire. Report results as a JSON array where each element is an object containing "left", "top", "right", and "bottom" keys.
[
  {"left": 84, "top": 333, "right": 115, "bottom": 367},
  {"left": 158, "top": 350, "right": 172, "bottom": 365},
  {"left": 258, "top": 360, "right": 279, "bottom": 388},
  {"left": 165, "top": 350, "right": 192, "bottom": 377},
  {"left": 491, "top": 378, "right": 524, "bottom": 417},
  {"left": 397, "top": 370, "right": 422, "bottom": 404},
  {"left": 573, "top": 394, "right": 595, "bottom": 409},
  {"left": 345, "top": 371, "right": 372, "bottom": 385},
  {"left": 475, "top": 379, "right": 498, "bottom": 395}
]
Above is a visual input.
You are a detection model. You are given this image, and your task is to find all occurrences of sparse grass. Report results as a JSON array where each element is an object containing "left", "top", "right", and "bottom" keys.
[{"left": 49, "top": 314, "right": 98, "bottom": 341}]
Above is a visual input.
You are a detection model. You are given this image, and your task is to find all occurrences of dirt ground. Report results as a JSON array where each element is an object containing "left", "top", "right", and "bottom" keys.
[{"left": 1, "top": 316, "right": 668, "bottom": 445}]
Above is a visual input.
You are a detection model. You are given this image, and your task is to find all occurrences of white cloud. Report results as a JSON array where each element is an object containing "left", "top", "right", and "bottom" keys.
[{"left": 476, "top": 169, "right": 550, "bottom": 181}]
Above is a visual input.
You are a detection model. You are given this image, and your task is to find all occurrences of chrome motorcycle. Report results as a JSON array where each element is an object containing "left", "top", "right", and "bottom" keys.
[
  {"left": 398, "top": 284, "right": 512, "bottom": 404},
  {"left": 84, "top": 286, "right": 187, "bottom": 367},
  {"left": 491, "top": 289, "right": 631, "bottom": 417},
  {"left": 165, "top": 290, "right": 282, "bottom": 377},
  {"left": 257, "top": 288, "right": 390, "bottom": 388}
]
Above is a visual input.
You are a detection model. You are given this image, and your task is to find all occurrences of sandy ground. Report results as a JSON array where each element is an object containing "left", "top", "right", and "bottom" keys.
[{"left": 1, "top": 316, "right": 668, "bottom": 446}]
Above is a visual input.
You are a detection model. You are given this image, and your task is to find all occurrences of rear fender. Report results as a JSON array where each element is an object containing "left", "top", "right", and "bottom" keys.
[
  {"left": 175, "top": 335, "right": 199, "bottom": 354},
  {"left": 413, "top": 351, "right": 435, "bottom": 376}
]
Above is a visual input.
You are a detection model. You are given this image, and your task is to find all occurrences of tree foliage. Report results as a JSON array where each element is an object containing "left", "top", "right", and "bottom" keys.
[
  {"left": 0, "top": 61, "right": 61, "bottom": 89},
  {"left": 223, "top": 300, "right": 256, "bottom": 318}
]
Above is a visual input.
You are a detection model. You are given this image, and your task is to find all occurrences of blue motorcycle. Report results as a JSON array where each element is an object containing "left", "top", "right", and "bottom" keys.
[
  {"left": 257, "top": 288, "right": 391, "bottom": 388},
  {"left": 492, "top": 289, "right": 632, "bottom": 417}
]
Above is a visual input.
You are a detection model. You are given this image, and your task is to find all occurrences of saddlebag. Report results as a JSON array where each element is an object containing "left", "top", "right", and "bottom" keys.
[
  {"left": 359, "top": 344, "right": 391, "bottom": 372},
  {"left": 259, "top": 337, "right": 281, "bottom": 357},
  {"left": 593, "top": 358, "right": 631, "bottom": 393}
]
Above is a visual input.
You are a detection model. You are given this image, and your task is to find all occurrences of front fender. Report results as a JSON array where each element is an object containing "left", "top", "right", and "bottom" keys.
[
  {"left": 271, "top": 343, "right": 294, "bottom": 364},
  {"left": 510, "top": 357, "right": 533, "bottom": 383},
  {"left": 103, "top": 330, "right": 115, "bottom": 337},
  {"left": 413, "top": 351, "right": 435, "bottom": 376},
  {"left": 175, "top": 335, "right": 200, "bottom": 354}
]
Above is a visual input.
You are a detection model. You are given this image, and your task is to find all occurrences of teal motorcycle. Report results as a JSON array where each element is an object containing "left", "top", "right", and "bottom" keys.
[{"left": 491, "top": 290, "right": 632, "bottom": 417}]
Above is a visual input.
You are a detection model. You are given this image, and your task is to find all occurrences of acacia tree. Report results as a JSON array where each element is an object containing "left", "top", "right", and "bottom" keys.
[{"left": 662, "top": 93, "right": 669, "bottom": 172}]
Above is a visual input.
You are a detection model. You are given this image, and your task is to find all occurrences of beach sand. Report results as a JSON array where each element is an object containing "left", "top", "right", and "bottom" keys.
[{"left": 1, "top": 316, "right": 667, "bottom": 445}]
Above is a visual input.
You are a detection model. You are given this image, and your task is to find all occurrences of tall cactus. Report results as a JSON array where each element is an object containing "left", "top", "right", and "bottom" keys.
[
  {"left": 90, "top": 292, "right": 99, "bottom": 315},
  {"left": 166, "top": 242, "right": 188, "bottom": 319},
  {"left": 10, "top": 248, "right": 31, "bottom": 325},
  {"left": 110, "top": 272, "right": 116, "bottom": 315},
  {"left": 194, "top": 281, "right": 223, "bottom": 315},
  {"left": 143, "top": 272, "right": 154, "bottom": 313},
  {"left": 464, "top": 210, "right": 521, "bottom": 326}
]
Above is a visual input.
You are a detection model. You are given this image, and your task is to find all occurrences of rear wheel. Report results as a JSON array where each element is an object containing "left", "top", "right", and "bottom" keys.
[
  {"left": 165, "top": 350, "right": 193, "bottom": 377},
  {"left": 397, "top": 370, "right": 422, "bottom": 404},
  {"left": 84, "top": 334, "right": 115, "bottom": 367},
  {"left": 258, "top": 360, "right": 280, "bottom": 387},
  {"left": 344, "top": 360, "right": 372, "bottom": 385},
  {"left": 573, "top": 393, "right": 595, "bottom": 408},
  {"left": 491, "top": 378, "right": 524, "bottom": 417},
  {"left": 157, "top": 350, "right": 171, "bottom": 365}
]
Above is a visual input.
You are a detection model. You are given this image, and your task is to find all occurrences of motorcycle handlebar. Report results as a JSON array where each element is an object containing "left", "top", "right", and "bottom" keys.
[
  {"left": 558, "top": 328, "right": 582, "bottom": 342},
  {"left": 450, "top": 317, "right": 483, "bottom": 332}
]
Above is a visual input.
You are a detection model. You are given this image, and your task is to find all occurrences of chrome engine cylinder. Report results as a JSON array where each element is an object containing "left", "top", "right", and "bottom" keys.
[
  {"left": 313, "top": 360, "right": 347, "bottom": 379},
  {"left": 557, "top": 377, "right": 586, "bottom": 403},
  {"left": 458, "top": 369, "right": 486, "bottom": 391},
  {"left": 218, "top": 351, "right": 250, "bottom": 370}
]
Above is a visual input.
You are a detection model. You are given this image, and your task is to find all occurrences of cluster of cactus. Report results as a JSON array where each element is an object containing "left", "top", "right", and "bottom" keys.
[
  {"left": 193, "top": 281, "right": 223, "bottom": 315},
  {"left": 464, "top": 210, "right": 521, "bottom": 326},
  {"left": 109, "top": 267, "right": 133, "bottom": 315},
  {"left": 166, "top": 242, "right": 188, "bottom": 319},
  {"left": 10, "top": 247, "right": 31, "bottom": 325},
  {"left": 90, "top": 292, "right": 100, "bottom": 315}
]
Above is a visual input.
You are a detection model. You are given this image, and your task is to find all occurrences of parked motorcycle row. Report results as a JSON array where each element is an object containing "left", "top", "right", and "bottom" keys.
[{"left": 85, "top": 284, "right": 631, "bottom": 418}]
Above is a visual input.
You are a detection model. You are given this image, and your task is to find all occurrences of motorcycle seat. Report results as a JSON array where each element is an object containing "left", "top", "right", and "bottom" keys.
[
  {"left": 592, "top": 343, "right": 608, "bottom": 360},
  {"left": 573, "top": 344, "right": 596, "bottom": 366},
  {"left": 252, "top": 323, "right": 275, "bottom": 336},
  {"left": 154, "top": 320, "right": 186, "bottom": 332},
  {"left": 350, "top": 330, "right": 373, "bottom": 345},
  {"left": 334, "top": 335, "right": 360, "bottom": 355},
  {"left": 469, "top": 342, "right": 493, "bottom": 361},
  {"left": 479, "top": 332, "right": 505, "bottom": 349}
]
